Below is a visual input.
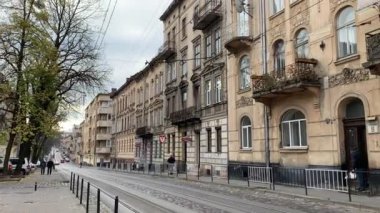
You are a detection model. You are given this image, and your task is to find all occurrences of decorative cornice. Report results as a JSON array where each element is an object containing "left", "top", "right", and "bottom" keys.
[
  {"left": 328, "top": 68, "right": 370, "bottom": 88},
  {"left": 236, "top": 96, "right": 254, "bottom": 109}
]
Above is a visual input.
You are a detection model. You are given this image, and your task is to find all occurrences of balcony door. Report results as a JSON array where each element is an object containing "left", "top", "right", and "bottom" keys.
[{"left": 237, "top": 0, "right": 249, "bottom": 36}]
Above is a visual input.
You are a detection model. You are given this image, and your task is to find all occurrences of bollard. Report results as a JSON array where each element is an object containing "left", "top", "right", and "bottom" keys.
[
  {"left": 35, "top": 182, "right": 37, "bottom": 191},
  {"left": 227, "top": 166, "right": 230, "bottom": 184},
  {"left": 80, "top": 178, "right": 84, "bottom": 204},
  {"left": 211, "top": 165, "right": 213, "bottom": 182},
  {"left": 185, "top": 164, "right": 188, "bottom": 180},
  {"left": 97, "top": 188, "right": 100, "bottom": 213},
  {"left": 197, "top": 165, "right": 200, "bottom": 180},
  {"left": 86, "top": 182, "right": 90, "bottom": 213},
  {"left": 76, "top": 175, "right": 79, "bottom": 197},
  {"left": 73, "top": 174, "right": 76, "bottom": 194},
  {"left": 303, "top": 169, "right": 308, "bottom": 196},
  {"left": 70, "top": 172, "right": 73, "bottom": 190},
  {"left": 114, "top": 196, "right": 119, "bottom": 213}
]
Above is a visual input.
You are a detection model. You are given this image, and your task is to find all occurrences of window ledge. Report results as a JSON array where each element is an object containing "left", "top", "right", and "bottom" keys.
[
  {"left": 290, "top": 0, "right": 304, "bottom": 8},
  {"left": 237, "top": 87, "right": 251, "bottom": 94},
  {"left": 280, "top": 147, "right": 309, "bottom": 153},
  {"left": 269, "top": 9, "right": 284, "bottom": 20},
  {"left": 334, "top": 54, "right": 360, "bottom": 66},
  {"left": 239, "top": 148, "right": 252, "bottom": 152}
]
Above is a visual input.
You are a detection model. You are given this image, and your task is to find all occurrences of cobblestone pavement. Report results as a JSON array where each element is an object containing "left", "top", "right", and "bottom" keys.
[{"left": 63, "top": 164, "right": 379, "bottom": 213}]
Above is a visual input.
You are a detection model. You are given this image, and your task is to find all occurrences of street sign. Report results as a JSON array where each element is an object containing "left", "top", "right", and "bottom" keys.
[{"left": 159, "top": 135, "right": 166, "bottom": 143}]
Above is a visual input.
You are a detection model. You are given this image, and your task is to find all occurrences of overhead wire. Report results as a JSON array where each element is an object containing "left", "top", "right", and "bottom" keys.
[
  {"left": 98, "top": 0, "right": 118, "bottom": 48},
  {"left": 95, "top": 0, "right": 112, "bottom": 48}
]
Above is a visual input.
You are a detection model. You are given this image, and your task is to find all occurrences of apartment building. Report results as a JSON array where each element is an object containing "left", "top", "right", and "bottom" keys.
[
  {"left": 160, "top": 0, "right": 228, "bottom": 176},
  {"left": 82, "top": 93, "right": 112, "bottom": 166},
  {"left": 227, "top": 0, "right": 380, "bottom": 171},
  {"left": 73, "top": 124, "right": 83, "bottom": 164}
]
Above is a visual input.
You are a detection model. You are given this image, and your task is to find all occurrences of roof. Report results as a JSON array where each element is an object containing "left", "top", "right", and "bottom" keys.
[{"left": 159, "top": 0, "right": 183, "bottom": 21}]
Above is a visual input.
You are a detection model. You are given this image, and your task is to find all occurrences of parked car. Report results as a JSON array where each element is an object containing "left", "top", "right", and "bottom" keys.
[
  {"left": 9, "top": 158, "right": 31, "bottom": 175},
  {"left": 0, "top": 156, "right": 13, "bottom": 173}
]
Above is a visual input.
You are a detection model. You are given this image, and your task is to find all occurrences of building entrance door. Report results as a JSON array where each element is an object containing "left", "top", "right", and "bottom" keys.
[{"left": 342, "top": 98, "right": 368, "bottom": 171}]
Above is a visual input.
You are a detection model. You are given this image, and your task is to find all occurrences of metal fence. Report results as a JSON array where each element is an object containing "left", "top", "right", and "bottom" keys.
[
  {"left": 305, "top": 169, "right": 348, "bottom": 192},
  {"left": 70, "top": 172, "right": 137, "bottom": 213},
  {"left": 95, "top": 162, "right": 380, "bottom": 202}
]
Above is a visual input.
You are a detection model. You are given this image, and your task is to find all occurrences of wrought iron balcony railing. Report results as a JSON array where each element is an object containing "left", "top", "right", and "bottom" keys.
[
  {"left": 157, "top": 40, "right": 176, "bottom": 60},
  {"left": 170, "top": 106, "right": 201, "bottom": 125},
  {"left": 135, "top": 126, "right": 153, "bottom": 137},
  {"left": 363, "top": 30, "right": 380, "bottom": 75},
  {"left": 193, "top": 0, "right": 222, "bottom": 30},
  {"left": 252, "top": 58, "right": 320, "bottom": 103}
]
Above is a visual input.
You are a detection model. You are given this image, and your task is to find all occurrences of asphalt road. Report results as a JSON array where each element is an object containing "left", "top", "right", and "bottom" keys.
[{"left": 56, "top": 162, "right": 377, "bottom": 213}]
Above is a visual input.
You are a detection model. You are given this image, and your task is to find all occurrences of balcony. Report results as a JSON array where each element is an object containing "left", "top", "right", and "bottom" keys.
[
  {"left": 97, "top": 107, "right": 112, "bottom": 114},
  {"left": 96, "top": 133, "right": 111, "bottom": 141},
  {"left": 363, "top": 30, "right": 380, "bottom": 75},
  {"left": 96, "top": 120, "right": 112, "bottom": 127},
  {"left": 156, "top": 40, "right": 176, "bottom": 61},
  {"left": 170, "top": 106, "right": 201, "bottom": 125},
  {"left": 135, "top": 126, "right": 153, "bottom": 137},
  {"left": 193, "top": 0, "right": 222, "bottom": 30},
  {"left": 224, "top": 22, "right": 253, "bottom": 54},
  {"left": 252, "top": 58, "right": 320, "bottom": 105},
  {"left": 96, "top": 147, "right": 111, "bottom": 154}
]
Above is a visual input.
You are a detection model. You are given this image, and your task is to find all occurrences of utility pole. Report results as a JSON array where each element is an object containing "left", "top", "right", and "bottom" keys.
[{"left": 260, "top": 0, "right": 270, "bottom": 167}]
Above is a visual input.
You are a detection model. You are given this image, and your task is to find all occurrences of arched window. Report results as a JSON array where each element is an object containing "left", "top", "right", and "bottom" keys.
[
  {"left": 241, "top": 116, "right": 252, "bottom": 149},
  {"left": 274, "top": 40, "right": 285, "bottom": 76},
  {"left": 337, "top": 7, "right": 357, "bottom": 58},
  {"left": 295, "top": 29, "right": 309, "bottom": 58},
  {"left": 240, "top": 56, "right": 250, "bottom": 89},
  {"left": 281, "top": 110, "right": 307, "bottom": 148}
]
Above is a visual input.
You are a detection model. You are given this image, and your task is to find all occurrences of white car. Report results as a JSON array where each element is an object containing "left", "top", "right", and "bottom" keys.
[{"left": 9, "top": 158, "right": 31, "bottom": 175}]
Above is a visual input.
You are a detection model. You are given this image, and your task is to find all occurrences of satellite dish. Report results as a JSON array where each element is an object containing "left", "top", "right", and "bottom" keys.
[{"left": 236, "top": 0, "right": 244, "bottom": 13}]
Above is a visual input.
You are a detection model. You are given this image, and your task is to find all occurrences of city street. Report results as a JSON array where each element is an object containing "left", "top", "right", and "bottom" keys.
[{"left": 59, "top": 163, "right": 377, "bottom": 213}]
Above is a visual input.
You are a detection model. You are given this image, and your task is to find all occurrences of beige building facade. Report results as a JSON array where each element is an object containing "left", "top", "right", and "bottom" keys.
[
  {"left": 227, "top": 0, "right": 380, "bottom": 171},
  {"left": 82, "top": 94, "right": 112, "bottom": 166},
  {"left": 160, "top": 0, "right": 229, "bottom": 176}
]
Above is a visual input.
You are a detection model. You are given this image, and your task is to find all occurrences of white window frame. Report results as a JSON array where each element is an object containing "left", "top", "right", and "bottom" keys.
[
  {"left": 206, "top": 35, "right": 212, "bottom": 58},
  {"left": 295, "top": 29, "right": 309, "bottom": 58},
  {"left": 241, "top": 117, "right": 252, "bottom": 149},
  {"left": 272, "top": 0, "right": 284, "bottom": 14},
  {"left": 281, "top": 110, "right": 307, "bottom": 148},
  {"left": 194, "top": 43, "right": 201, "bottom": 68},
  {"left": 337, "top": 7, "right": 357, "bottom": 58},
  {"left": 215, "top": 76, "right": 222, "bottom": 103},
  {"left": 206, "top": 80, "right": 211, "bottom": 106},
  {"left": 240, "top": 56, "right": 250, "bottom": 89},
  {"left": 215, "top": 28, "right": 221, "bottom": 55}
]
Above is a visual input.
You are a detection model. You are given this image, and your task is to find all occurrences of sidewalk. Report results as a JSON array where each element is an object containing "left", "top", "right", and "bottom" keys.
[{"left": 0, "top": 168, "right": 83, "bottom": 213}]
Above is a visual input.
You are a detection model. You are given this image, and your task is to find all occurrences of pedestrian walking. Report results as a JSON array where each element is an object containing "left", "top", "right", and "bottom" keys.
[
  {"left": 40, "top": 159, "right": 46, "bottom": 175},
  {"left": 167, "top": 154, "right": 176, "bottom": 175},
  {"left": 80, "top": 161, "right": 83, "bottom": 168},
  {"left": 47, "top": 159, "right": 54, "bottom": 175}
]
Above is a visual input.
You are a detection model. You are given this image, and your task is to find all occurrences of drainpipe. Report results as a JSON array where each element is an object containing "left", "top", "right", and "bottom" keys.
[{"left": 260, "top": 0, "right": 270, "bottom": 168}]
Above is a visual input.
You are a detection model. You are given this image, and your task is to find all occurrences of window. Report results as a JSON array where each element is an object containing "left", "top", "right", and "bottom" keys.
[
  {"left": 215, "top": 28, "right": 221, "bottom": 55},
  {"left": 181, "top": 90, "right": 187, "bottom": 108},
  {"left": 171, "top": 62, "right": 176, "bottom": 80},
  {"left": 205, "top": 80, "right": 211, "bottom": 106},
  {"left": 194, "top": 43, "right": 201, "bottom": 68},
  {"left": 295, "top": 29, "right": 309, "bottom": 58},
  {"left": 274, "top": 40, "right": 285, "bottom": 76},
  {"left": 154, "top": 141, "right": 158, "bottom": 158},
  {"left": 241, "top": 116, "right": 252, "bottom": 149},
  {"left": 155, "top": 78, "right": 159, "bottom": 95},
  {"left": 281, "top": 110, "right": 307, "bottom": 148},
  {"left": 272, "top": 0, "right": 284, "bottom": 14},
  {"left": 207, "top": 128, "right": 212, "bottom": 152},
  {"left": 240, "top": 56, "right": 250, "bottom": 89},
  {"left": 238, "top": 0, "right": 249, "bottom": 36},
  {"left": 215, "top": 76, "right": 222, "bottom": 103},
  {"left": 216, "top": 127, "right": 221, "bottom": 153},
  {"left": 167, "top": 134, "right": 171, "bottom": 153},
  {"left": 182, "top": 17, "right": 186, "bottom": 38},
  {"left": 181, "top": 51, "right": 188, "bottom": 76},
  {"left": 337, "top": 7, "right": 357, "bottom": 58},
  {"left": 206, "top": 35, "right": 212, "bottom": 58}
]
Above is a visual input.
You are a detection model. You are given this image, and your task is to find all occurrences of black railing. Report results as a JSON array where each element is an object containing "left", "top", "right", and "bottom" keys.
[
  {"left": 69, "top": 172, "right": 136, "bottom": 213},
  {"left": 366, "top": 31, "right": 380, "bottom": 61},
  {"left": 170, "top": 106, "right": 201, "bottom": 124},
  {"left": 193, "top": 0, "right": 222, "bottom": 30}
]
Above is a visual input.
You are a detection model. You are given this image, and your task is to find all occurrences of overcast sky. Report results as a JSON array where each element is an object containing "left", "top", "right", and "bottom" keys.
[{"left": 59, "top": 0, "right": 172, "bottom": 132}]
